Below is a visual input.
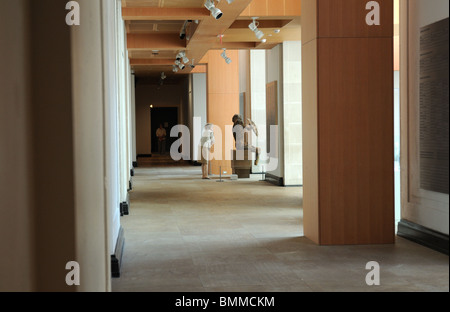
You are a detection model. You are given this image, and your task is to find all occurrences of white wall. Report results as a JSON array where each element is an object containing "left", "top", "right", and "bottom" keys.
[
  {"left": 192, "top": 73, "right": 208, "bottom": 161},
  {"left": 250, "top": 50, "right": 267, "bottom": 173},
  {"left": 283, "top": 41, "right": 303, "bottom": 186},
  {"left": 116, "top": 1, "right": 130, "bottom": 207},
  {"left": 103, "top": 0, "right": 121, "bottom": 261},
  {"left": 266, "top": 45, "right": 284, "bottom": 179},
  {"left": 413, "top": 0, "right": 449, "bottom": 26},
  {"left": 71, "top": 0, "right": 110, "bottom": 292}
]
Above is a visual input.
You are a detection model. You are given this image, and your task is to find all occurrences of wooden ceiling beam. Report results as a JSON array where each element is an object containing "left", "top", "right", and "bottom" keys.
[
  {"left": 229, "top": 19, "right": 292, "bottom": 29},
  {"left": 209, "top": 42, "right": 257, "bottom": 50},
  {"left": 127, "top": 33, "right": 186, "bottom": 50},
  {"left": 130, "top": 59, "right": 176, "bottom": 65},
  {"left": 122, "top": 7, "right": 210, "bottom": 21},
  {"left": 184, "top": 0, "right": 254, "bottom": 72}
]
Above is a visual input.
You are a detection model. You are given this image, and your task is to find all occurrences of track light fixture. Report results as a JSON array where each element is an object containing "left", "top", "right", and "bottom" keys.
[
  {"left": 204, "top": 0, "right": 223, "bottom": 20},
  {"left": 249, "top": 17, "right": 265, "bottom": 40},
  {"left": 176, "top": 51, "right": 190, "bottom": 64},
  {"left": 179, "top": 20, "right": 192, "bottom": 40},
  {"left": 221, "top": 48, "right": 232, "bottom": 64},
  {"left": 175, "top": 60, "right": 185, "bottom": 70}
]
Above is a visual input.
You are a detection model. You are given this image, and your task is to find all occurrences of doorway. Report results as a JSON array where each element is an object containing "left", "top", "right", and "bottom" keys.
[{"left": 150, "top": 107, "right": 179, "bottom": 154}]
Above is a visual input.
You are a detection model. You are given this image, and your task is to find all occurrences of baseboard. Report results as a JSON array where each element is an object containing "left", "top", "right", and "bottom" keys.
[
  {"left": 398, "top": 219, "right": 449, "bottom": 255},
  {"left": 265, "top": 173, "right": 284, "bottom": 186},
  {"left": 111, "top": 227, "right": 125, "bottom": 278},
  {"left": 120, "top": 194, "right": 130, "bottom": 216}
]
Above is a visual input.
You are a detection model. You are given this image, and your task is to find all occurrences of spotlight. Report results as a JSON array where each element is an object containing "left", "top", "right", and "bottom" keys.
[
  {"left": 175, "top": 60, "right": 185, "bottom": 70},
  {"left": 172, "top": 65, "right": 179, "bottom": 73},
  {"left": 190, "top": 59, "right": 196, "bottom": 69},
  {"left": 161, "top": 72, "right": 167, "bottom": 80},
  {"left": 176, "top": 51, "right": 190, "bottom": 64},
  {"left": 179, "top": 20, "right": 192, "bottom": 40},
  {"left": 205, "top": 0, "right": 222, "bottom": 20},
  {"left": 249, "top": 17, "right": 265, "bottom": 40},
  {"left": 221, "top": 48, "right": 232, "bottom": 64}
]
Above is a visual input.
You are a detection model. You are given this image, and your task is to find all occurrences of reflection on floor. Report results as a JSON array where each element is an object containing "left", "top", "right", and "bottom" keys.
[{"left": 112, "top": 166, "right": 449, "bottom": 292}]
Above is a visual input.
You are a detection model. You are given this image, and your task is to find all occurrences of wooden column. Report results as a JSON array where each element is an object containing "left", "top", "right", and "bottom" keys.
[
  {"left": 302, "top": 0, "right": 395, "bottom": 245},
  {"left": 206, "top": 50, "right": 240, "bottom": 176}
]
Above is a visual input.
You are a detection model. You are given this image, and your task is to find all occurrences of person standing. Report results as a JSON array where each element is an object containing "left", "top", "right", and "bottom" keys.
[
  {"left": 232, "top": 114, "right": 260, "bottom": 165},
  {"left": 200, "top": 123, "right": 215, "bottom": 179},
  {"left": 156, "top": 124, "right": 167, "bottom": 154}
]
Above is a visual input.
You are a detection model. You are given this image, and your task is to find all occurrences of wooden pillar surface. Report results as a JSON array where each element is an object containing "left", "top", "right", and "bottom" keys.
[
  {"left": 302, "top": 0, "right": 395, "bottom": 245},
  {"left": 206, "top": 50, "right": 240, "bottom": 176}
]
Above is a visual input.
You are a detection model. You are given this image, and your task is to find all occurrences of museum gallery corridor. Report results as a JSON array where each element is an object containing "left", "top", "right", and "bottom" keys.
[{"left": 112, "top": 166, "right": 449, "bottom": 292}]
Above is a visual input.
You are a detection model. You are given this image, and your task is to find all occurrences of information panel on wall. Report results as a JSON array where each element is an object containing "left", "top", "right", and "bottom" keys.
[{"left": 419, "top": 18, "right": 449, "bottom": 194}]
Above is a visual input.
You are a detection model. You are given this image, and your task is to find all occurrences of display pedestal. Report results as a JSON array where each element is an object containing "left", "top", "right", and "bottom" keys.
[{"left": 231, "top": 149, "right": 252, "bottom": 179}]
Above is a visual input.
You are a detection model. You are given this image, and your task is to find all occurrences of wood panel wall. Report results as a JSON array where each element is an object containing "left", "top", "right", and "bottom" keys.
[
  {"left": 241, "top": 0, "right": 302, "bottom": 17},
  {"left": 206, "top": 50, "right": 240, "bottom": 176},
  {"left": 302, "top": 0, "right": 395, "bottom": 245}
]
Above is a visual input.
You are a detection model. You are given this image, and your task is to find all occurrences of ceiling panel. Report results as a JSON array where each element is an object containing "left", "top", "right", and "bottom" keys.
[
  {"left": 127, "top": 20, "right": 184, "bottom": 34},
  {"left": 123, "top": 0, "right": 302, "bottom": 78},
  {"left": 124, "top": 0, "right": 205, "bottom": 8}
]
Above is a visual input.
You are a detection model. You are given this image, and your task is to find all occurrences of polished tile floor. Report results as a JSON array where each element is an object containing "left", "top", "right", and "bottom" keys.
[{"left": 112, "top": 166, "right": 449, "bottom": 292}]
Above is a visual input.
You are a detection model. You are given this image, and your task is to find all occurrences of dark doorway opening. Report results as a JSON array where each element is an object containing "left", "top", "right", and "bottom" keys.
[{"left": 150, "top": 107, "right": 179, "bottom": 154}]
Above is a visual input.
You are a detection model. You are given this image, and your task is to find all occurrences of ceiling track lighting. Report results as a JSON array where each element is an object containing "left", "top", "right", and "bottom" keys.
[
  {"left": 174, "top": 51, "right": 189, "bottom": 72},
  {"left": 204, "top": 0, "right": 235, "bottom": 20},
  {"left": 176, "top": 51, "right": 190, "bottom": 64},
  {"left": 249, "top": 17, "right": 265, "bottom": 40},
  {"left": 221, "top": 48, "right": 232, "bottom": 64},
  {"left": 205, "top": 0, "right": 233, "bottom": 20},
  {"left": 179, "top": 20, "right": 192, "bottom": 40},
  {"left": 205, "top": 0, "right": 222, "bottom": 20},
  {"left": 175, "top": 60, "right": 186, "bottom": 70}
]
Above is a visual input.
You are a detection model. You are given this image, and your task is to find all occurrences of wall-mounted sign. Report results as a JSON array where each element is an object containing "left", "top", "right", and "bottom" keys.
[{"left": 419, "top": 18, "right": 449, "bottom": 194}]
